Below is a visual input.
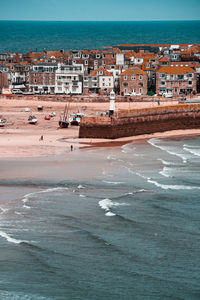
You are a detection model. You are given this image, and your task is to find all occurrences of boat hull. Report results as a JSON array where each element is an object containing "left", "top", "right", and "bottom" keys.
[{"left": 59, "top": 121, "right": 69, "bottom": 128}]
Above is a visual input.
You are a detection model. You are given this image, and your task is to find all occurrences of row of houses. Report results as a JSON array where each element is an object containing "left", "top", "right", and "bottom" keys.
[{"left": 0, "top": 44, "right": 200, "bottom": 96}]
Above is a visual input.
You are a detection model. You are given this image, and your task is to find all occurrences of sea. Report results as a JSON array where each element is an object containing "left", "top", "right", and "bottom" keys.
[
  {"left": 0, "top": 20, "right": 200, "bottom": 53},
  {"left": 0, "top": 136, "right": 200, "bottom": 299}
]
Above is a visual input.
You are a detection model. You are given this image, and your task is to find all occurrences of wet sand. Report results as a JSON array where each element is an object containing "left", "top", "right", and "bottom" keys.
[{"left": 1, "top": 97, "right": 200, "bottom": 157}]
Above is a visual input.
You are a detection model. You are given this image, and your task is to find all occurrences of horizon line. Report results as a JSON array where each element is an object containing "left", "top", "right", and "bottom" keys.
[{"left": 0, "top": 19, "right": 200, "bottom": 22}]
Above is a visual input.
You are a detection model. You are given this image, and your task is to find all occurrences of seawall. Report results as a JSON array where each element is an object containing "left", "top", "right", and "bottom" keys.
[{"left": 79, "top": 104, "right": 200, "bottom": 139}]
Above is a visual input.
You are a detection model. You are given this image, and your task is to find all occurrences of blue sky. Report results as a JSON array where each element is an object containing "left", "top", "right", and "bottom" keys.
[{"left": 0, "top": 0, "right": 200, "bottom": 21}]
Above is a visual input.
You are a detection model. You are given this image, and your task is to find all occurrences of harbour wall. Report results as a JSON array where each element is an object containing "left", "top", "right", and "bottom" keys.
[{"left": 79, "top": 104, "right": 200, "bottom": 139}]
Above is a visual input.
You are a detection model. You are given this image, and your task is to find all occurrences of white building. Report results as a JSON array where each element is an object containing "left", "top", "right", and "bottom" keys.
[{"left": 55, "top": 63, "right": 84, "bottom": 94}]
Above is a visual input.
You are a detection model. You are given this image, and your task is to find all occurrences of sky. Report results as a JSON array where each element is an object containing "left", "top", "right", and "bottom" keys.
[{"left": 0, "top": 0, "right": 200, "bottom": 21}]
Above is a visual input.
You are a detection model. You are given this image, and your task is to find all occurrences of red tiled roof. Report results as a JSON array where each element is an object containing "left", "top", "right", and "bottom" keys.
[
  {"left": 159, "top": 56, "right": 170, "bottom": 62},
  {"left": 157, "top": 66, "right": 195, "bottom": 74},
  {"left": 121, "top": 67, "right": 146, "bottom": 76},
  {"left": 91, "top": 67, "right": 112, "bottom": 76}
]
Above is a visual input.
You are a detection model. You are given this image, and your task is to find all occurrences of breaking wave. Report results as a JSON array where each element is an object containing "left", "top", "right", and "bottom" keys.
[
  {"left": 98, "top": 198, "right": 129, "bottom": 217},
  {"left": 148, "top": 138, "right": 188, "bottom": 163}
]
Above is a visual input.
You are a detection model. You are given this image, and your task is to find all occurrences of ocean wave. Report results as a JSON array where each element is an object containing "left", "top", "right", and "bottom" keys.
[
  {"left": 183, "top": 146, "right": 200, "bottom": 157},
  {"left": 21, "top": 187, "right": 69, "bottom": 209},
  {"left": 159, "top": 167, "right": 173, "bottom": 178},
  {"left": 79, "top": 194, "right": 86, "bottom": 198},
  {"left": 157, "top": 158, "right": 177, "bottom": 166},
  {"left": 99, "top": 198, "right": 129, "bottom": 217},
  {"left": 148, "top": 138, "right": 188, "bottom": 163},
  {"left": 147, "top": 178, "right": 200, "bottom": 190},
  {"left": 0, "top": 207, "right": 9, "bottom": 214},
  {"left": 77, "top": 184, "right": 85, "bottom": 189},
  {"left": 0, "top": 230, "right": 29, "bottom": 244},
  {"left": 102, "top": 180, "right": 124, "bottom": 185}
]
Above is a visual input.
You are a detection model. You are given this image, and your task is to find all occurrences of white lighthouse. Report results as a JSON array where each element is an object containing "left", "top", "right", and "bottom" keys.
[{"left": 109, "top": 90, "right": 116, "bottom": 117}]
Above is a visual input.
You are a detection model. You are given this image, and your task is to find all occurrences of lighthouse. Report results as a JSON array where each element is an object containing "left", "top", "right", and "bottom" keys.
[{"left": 109, "top": 90, "right": 116, "bottom": 117}]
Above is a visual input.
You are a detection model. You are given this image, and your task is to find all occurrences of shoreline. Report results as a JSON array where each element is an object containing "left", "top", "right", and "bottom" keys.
[
  {"left": 0, "top": 129, "right": 200, "bottom": 159},
  {"left": 0, "top": 98, "right": 200, "bottom": 158}
]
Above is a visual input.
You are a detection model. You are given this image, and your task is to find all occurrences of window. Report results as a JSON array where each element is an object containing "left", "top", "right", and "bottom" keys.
[
  {"left": 139, "top": 88, "right": 142, "bottom": 94},
  {"left": 139, "top": 76, "right": 143, "bottom": 80},
  {"left": 85, "top": 60, "right": 88, "bottom": 65},
  {"left": 131, "top": 76, "right": 135, "bottom": 80},
  {"left": 160, "top": 73, "right": 165, "bottom": 78},
  {"left": 161, "top": 81, "right": 166, "bottom": 85},
  {"left": 34, "top": 79, "right": 37, "bottom": 83},
  {"left": 188, "top": 81, "right": 192, "bottom": 85},
  {"left": 177, "top": 75, "right": 184, "bottom": 79},
  {"left": 124, "top": 76, "right": 127, "bottom": 80},
  {"left": 84, "top": 83, "right": 88, "bottom": 87},
  {"left": 84, "top": 77, "right": 88, "bottom": 81},
  {"left": 123, "top": 82, "right": 128, "bottom": 87},
  {"left": 94, "top": 60, "right": 98, "bottom": 65},
  {"left": 103, "top": 83, "right": 105, "bottom": 86},
  {"left": 187, "top": 73, "right": 193, "bottom": 78}
]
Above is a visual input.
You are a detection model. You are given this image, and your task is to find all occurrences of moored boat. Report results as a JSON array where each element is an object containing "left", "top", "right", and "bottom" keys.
[
  {"left": 69, "top": 113, "right": 84, "bottom": 126},
  {"left": 28, "top": 115, "right": 37, "bottom": 124},
  {"left": 0, "top": 117, "right": 6, "bottom": 127},
  {"left": 59, "top": 103, "right": 70, "bottom": 128}
]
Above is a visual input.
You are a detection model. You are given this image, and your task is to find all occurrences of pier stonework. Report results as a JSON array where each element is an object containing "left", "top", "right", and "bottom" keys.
[{"left": 79, "top": 104, "right": 200, "bottom": 139}]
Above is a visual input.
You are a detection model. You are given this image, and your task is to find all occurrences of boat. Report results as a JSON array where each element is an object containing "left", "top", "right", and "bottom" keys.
[
  {"left": 49, "top": 112, "right": 56, "bottom": 117},
  {"left": 0, "top": 116, "right": 6, "bottom": 127},
  {"left": 28, "top": 115, "right": 37, "bottom": 124},
  {"left": 69, "top": 113, "right": 84, "bottom": 126},
  {"left": 37, "top": 106, "right": 43, "bottom": 111},
  {"left": 44, "top": 116, "right": 51, "bottom": 120},
  {"left": 59, "top": 104, "right": 69, "bottom": 128},
  {"left": 179, "top": 98, "right": 200, "bottom": 104}
]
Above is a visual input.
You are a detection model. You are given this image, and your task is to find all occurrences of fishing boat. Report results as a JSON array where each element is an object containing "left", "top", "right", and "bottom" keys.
[
  {"left": 179, "top": 98, "right": 200, "bottom": 104},
  {"left": 69, "top": 113, "right": 84, "bottom": 126},
  {"left": 28, "top": 114, "right": 37, "bottom": 124},
  {"left": 59, "top": 104, "right": 69, "bottom": 128},
  {"left": 44, "top": 116, "right": 51, "bottom": 120},
  {"left": 0, "top": 116, "right": 6, "bottom": 127},
  {"left": 37, "top": 106, "right": 43, "bottom": 111}
]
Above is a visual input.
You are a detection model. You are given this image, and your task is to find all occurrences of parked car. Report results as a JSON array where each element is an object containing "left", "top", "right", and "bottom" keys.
[
  {"left": 12, "top": 89, "right": 23, "bottom": 94},
  {"left": 162, "top": 92, "right": 173, "bottom": 98}
]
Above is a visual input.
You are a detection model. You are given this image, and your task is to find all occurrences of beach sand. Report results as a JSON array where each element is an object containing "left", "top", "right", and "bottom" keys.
[{"left": 1, "top": 97, "right": 200, "bottom": 158}]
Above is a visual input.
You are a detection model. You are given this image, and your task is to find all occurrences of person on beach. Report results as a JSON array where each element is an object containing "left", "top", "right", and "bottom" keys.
[
  {"left": 39, "top": 135, "right": 43, "bottom": 141},
  {"left": 70, "top": 145, "right": 73, "bottom": 151}
]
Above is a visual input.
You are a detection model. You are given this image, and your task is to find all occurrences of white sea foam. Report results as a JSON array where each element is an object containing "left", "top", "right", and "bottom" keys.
[
  {"left": 21, "top": 187, "right": 69, "bottom": 209},
  {"left": 159, "top": 167, "right": 173, "bottom": 178},
  {"left": 77, "top": 185, "right": 85, "bottom": 189},
  {"left": 147, "top": 178, "right": 200, "bottom": 190},
  {"left": 183, "top": 146, "right": 200, "bottom": 157},
  {"left": 102, "top": 180, "right": 124, "bottom": 185},
  {"left": 105, "top": 211, "right": 116, "bottom": 216},
  {"left": 0, "top": 207, "right": 9, "bottom": 214},
  {"left": 148, "top": 138, "right": 188, "bottom": 163},
  {"left": 158, "top": 158, "right": 176, "bottom": 166},
  {"left": 99, "top": 198, "right": 129, "bottom": 217},
  {"left": 0, "top": 230, "right": 28, "bottom": 244}
]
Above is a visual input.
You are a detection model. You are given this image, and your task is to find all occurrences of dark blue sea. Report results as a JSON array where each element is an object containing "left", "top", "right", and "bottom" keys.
[
  {"left": 0, "top": 20, "right": 200, "bottom": 53},
  {"left": 0, "top": 136, "right": 200, "bottom": 299}
]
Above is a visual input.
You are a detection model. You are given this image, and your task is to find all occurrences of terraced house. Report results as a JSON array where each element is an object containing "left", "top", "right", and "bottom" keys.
[
  {"left": 156, "top": 66, "right": 197, "bottom": 96},
  {"left": 120, "top": 67, "right": 147, "bottom": 96}
]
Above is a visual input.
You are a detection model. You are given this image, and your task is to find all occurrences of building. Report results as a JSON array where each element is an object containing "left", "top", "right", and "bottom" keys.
[
  {"left": 29, "top": 63, "right": 57, "bottom": 94},
  {"left": 120, "top": 67, "right": 147, "bottom": 96},
  {"left": 90, "top": 67, "right": 114, "bottom": 94},
  {"left": 55, "top": 63, "right": 84, "bottom": 94},
  {"left": 156, "top": 66, "right": 197, "bottom": 96}
]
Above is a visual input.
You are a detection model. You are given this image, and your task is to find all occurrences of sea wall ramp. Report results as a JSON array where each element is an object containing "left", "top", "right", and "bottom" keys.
[{"left": 79, "top": 104, "right": 200, "bottom": 139}]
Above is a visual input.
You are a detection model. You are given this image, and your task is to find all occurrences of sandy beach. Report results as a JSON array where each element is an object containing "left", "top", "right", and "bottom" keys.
[{"left": 1, "top": 97, "right": 200, "bottom": 158}]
